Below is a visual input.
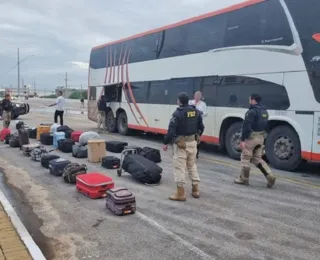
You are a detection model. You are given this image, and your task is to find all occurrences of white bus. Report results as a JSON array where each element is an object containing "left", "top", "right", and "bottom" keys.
[{"left": 88, "top": 0, "right": 320, "bottom": 171}]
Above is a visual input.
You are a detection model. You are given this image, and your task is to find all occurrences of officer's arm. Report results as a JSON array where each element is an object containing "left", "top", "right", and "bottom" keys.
[
  {"left": 198, "top": 112, "right": 205, "bottom": 136},
  {"left": 241, "top": 109, "right": 256, "bottom": 141},
  {"left": 163, "top": 112, "right": 179, "bottom": 145}
]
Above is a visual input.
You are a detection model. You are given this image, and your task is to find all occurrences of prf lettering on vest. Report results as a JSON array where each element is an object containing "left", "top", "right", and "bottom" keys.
[{"left": 187, "top": 111, "right": 196, "bottom": 117}]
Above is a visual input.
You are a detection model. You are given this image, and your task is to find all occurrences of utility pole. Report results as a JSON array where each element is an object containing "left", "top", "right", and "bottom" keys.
[
  {"left": 17, "top": 48, "right": 20, "bottom": 99},
  {"left": 21, "top": 78, "right": 24, "bottom": 96},
  {"left": 65, "top": 72, "right": 68, "bottom": 98}
]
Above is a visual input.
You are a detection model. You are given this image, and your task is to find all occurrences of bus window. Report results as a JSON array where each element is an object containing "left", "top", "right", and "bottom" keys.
[
  {"left": 168, "top": 78, "right": 194, "bottom": 104},
  {"left": 128, "top": 82, "right": 149, "bottom": 103},
  {"left": 148, "top": 81, "right": 169, "bottom": 104},
  {"left": 285, "top": 0, "right": 320, "bottom": 103}
]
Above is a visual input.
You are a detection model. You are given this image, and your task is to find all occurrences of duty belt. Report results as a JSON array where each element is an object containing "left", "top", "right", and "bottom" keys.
[{"left": 179, "top": 135, "right": 196, "bottom": 142}]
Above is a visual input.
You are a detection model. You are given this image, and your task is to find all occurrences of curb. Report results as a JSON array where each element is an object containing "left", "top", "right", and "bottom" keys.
[{"left": 0, "top": 188, "right": 46, "bottom": 260}]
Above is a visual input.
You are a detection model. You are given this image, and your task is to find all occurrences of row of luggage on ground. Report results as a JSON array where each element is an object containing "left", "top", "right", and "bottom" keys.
[{"left": 0, "top": 122, "right": 164, "bottom": 215}]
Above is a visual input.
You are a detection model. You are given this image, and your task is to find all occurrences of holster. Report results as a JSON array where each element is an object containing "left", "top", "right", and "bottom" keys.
[
  {"left": 175, "top": 136, "right": 186, "bottom": 150},
  {"left": 195, "top": 134, "right": 200, "bottom": 145}
]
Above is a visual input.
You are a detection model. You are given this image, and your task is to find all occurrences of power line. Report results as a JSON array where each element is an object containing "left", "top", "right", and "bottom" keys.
[{"left": 0, "top": 62, "right": 18, "bottom": 76}]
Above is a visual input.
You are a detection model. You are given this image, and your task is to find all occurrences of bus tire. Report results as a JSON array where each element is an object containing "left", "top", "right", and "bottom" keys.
[
  {"left": 265, "top": 125, "right": 301, "bottom": 171},
  {"left": 106, "top": 111, "right": 117, "bottom": 133},
  {"left": 117, "top": 112, "right": 129, "bottom": 135},
  {"left": 225, "top": 121, "right": 242, "bottom": 160}
]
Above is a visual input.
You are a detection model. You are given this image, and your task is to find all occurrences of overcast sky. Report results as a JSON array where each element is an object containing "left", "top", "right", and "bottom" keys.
[{"left": 0, "top": 0, "right": 242, "bottom": 91}]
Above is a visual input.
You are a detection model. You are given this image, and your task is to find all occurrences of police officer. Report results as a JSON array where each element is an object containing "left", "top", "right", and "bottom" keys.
[
  {"left": 97, "top": 95, "right": 107, "bottom": 133},
  {"left": 1, "top": 94, "right": 13, "bottom": 128},
  {"left": 234, "top": 93, "right": 276, "bottom": 188},
  {"left": 163, "top": 92, "right": 204, "bottom": 201}
]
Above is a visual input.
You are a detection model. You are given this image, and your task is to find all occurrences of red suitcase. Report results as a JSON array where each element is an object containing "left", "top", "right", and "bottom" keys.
[
  {"left": 71, "top": 131, "right": 83, "bottom": 142},
  {"left": 76, "top": 173, "right": 114, "bottom": 199},
  {"left": 0, "top": 128, "right": 11, "bottom": 142}
]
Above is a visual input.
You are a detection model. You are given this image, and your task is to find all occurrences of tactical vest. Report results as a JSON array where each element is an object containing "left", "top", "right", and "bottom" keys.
[
  {"left": 176, "top": 106, "right": 199, "bottom": 136},
  {"left": 251, "top": 105, "right": 269, "bottom": 132}
]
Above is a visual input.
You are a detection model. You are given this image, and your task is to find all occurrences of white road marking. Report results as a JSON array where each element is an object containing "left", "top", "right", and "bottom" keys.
[{"left": 136, "top": 211, "right": 215, "bottom": 260}]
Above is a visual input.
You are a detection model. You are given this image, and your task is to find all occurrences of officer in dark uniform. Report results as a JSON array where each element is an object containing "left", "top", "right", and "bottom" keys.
[
  {"left": 163, "top": 92, "right": 204, "bottom": 201},
  {"left": 234, "top": 93, "right": 276, "bottom": 188}
]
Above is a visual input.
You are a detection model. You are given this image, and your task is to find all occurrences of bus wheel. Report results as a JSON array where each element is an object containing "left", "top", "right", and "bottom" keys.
[
  {"left": 106, "top": 111, "right": 117, "bottom": 133},
  {"left": 225, "top": 122, "right": 242, "bottom": 160},
  {"left": 117, "top": 112, "right": 129, "bottom": 135},
  {"left": 265, "top": 125, "right": 301, "bottom": 171}
]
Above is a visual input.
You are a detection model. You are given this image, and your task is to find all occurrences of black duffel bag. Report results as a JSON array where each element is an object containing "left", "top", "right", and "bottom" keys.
[
  {"left": 58, "top": 138, "right": 75, "bottom": 153},
  {"left": 140, "top": 147, "right": 161, "bottom": 163},
  {"left": 57, "top": 125, "right": 74, "bottom": 139},
  {"left": 122, "top": 154, "right": 162, "bottom": 184}
]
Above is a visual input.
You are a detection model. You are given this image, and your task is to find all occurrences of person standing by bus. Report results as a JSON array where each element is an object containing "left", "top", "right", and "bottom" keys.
[
  {"left": 189, "top": 91, "right": 207, "bottom": 158},
  {"left": 97, "top": 95, "right": 107, "bottom": 133},
  {"left": 234, "top": 93, "right": 276, "bottom": 188},
  {"left": 1, "top": 94, "right": 13, "bottom": 128},
  {"left": 48, "top": 90, "right": 65, "bottom": 126},
  {"left": 163, "top": 92, "right": 204, "bottom": 201}
]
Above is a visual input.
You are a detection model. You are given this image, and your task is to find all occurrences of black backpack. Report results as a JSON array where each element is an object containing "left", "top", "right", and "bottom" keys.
[
  {"left": 140, "top": 147, "right": 162, "bottom": 163},
  {"left": 58, "top": 139, "right": 75, "bottom": 153},
  {"left": 62, "top": 163, "right": 87, "bottom": 184},
  {"left": 9, "top": 133, "right": 20, "bottom": 148}
]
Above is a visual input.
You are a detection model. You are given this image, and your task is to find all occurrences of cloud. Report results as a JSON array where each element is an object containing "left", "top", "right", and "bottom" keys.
[{"left": 0, "top": 0, "right": 243, "bottom": 91}]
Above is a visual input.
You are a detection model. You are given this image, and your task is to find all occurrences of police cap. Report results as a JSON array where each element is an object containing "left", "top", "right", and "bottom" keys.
[{"left": 178, "top": 92, "right": 189, "bottom": 105}]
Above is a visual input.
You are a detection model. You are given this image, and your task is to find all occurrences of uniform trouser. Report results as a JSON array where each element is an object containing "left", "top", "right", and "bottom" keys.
[
  {"left": 54, "top": 110, "right": 64, "bottom": 126},
  {"left": 240, "top": 132, "right": 271, "bottom": 174},
  {"left": 97, "top": 111, "right": 106, "bottom": 130},
  {"left": 2, "top": 111, "right": 11, "bottom": 128},
  {"left": 173, "top": 140, "right": 200, "bottom": 187}
]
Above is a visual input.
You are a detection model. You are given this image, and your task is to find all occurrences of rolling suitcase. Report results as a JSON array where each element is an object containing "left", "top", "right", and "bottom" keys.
[
  {"left": 124, "top": 145, "right": 142, "bottom": 154},
  {"left": 40, "top": 133, "right": 53, "bottom": 145},
  {"left": 28, "top": 128, "right": 37, "bottom": 139},
  {"left": 106, "top": 187, "right": 136, "bottom": 216},
  {"left": 57, "top": 125, "right": 74, "bottom": 138},
  {"left": 101, "top": 156, "right": 120, "bottom": 169},
  {"left": 41, "top": 154, "right": 60, "bottom": 169},
  {"left": 71, "top": 131, "right": 83, "bottom": 142},
  {"left": 121, "top": 154, "right": 162, "bottom": 185},
  {"left": 140, "top": 147, "right": 162, "bottom": 163},
  {"left": 53, "top": 132, "right": 65, "bottom": 148},
  {"left": 76, "top": 173, "right": 114, "bottom": 199},
  {"left": 72, "top": 144, "right": 88, "bottom": 158},
  {"left": 37, "top": 125, "right": 50, "bottom": 140},
  {"left": 57, "top": 139, "right": 75, "bottom": 153},
  {"left": 62, "top": 163, "right": 87, "bottom": 184},
  {"left": 49, "top": 158, "right": 71, "bottom": 176},
  {"left": 9, "top": 133, "right": 20, "bottom": 148},
  {"left": 18, "top": 128, "right": 29, "bottom": 148},
  {"left": 22, "top": 143, "right": 40, "bottom": 157},
  {"left": 106, "top": 141, "right": 128, "bottom": 153}
]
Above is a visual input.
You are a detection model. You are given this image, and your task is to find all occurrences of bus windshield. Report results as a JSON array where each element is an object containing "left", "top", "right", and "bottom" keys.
[{"left": 285, "top": 0, "right": 320, "bottom": 103}]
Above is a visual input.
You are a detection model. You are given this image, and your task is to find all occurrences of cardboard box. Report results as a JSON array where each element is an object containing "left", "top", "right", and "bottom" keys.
[{"left": 87, "top": 139, "right": 106, "bottom": 163}]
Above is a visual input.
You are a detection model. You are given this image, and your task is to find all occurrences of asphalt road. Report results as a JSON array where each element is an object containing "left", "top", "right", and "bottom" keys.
[{"left": 0, "top": 100, "right": 319, "bottom": 260}]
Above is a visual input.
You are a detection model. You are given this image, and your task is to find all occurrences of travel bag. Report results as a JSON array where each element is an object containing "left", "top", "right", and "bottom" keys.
[
  {"left": 101, "top": 156, "right": 120, "bottom": 169},
  {"left": 16, "top": 121, "right": 25, "bottom": 130},
  {"left": 22, "top": 143, "right": 40, "bottom": 157},
  {"left": 71, "top": 131, "right": 83, "bottom": 142},
  {"left": 9, "top": 133, "right": 20, "bottom": 148},
  {"left": 124, "top": 145, "right": 142, "bottom": 154},
  {"left": 28, "top": 128, "right": 37, "bottom": 139},
  {"left": 57, "top": 139, "right": 75, "bottom": 153},
  {"left": 62, "top": 163, "right": 87, "bottom": 184},
  {"left": 79, "top": 131, "right": 101, "bottom": 145},
  {"left": 30, "top": 146, "right": 49, "bottom": 161},
  {"left": 122, "top": 154, "right": 162, "bottom": 184},
  {"left": 53, "top": 132, "right": 65, "bottom": 148},
  {"left": 41, "top": 154, "right": 60, "bottom": 168},
  {"left": 5, "top": 134, "right": 12, "bottom": 145},
  {"left": 18, "top": 128, "right": 30, "bottom": 148},
  {"left": 0, "top": 128, "right": 11, "bottom": 142},
  {"left": 72, "top": 144, "right": 88, "bottom": 158},
  {"left": 106, "top": 141, "right": 128, "bottom": 153},
  {"left": 40, "top": 133, "right": 53, "bottom": 145},
  {"left": 106, "top": 187, "right": 136, "bottom": 216},
  {"left": 140, "top": 147, "right": 162, "bottom": 163},
  {"left": 76, "top": 173, "right": 114, "bottom": 199},
  {"left": 49, "top": 158, "right": 71, "bottom": 176},
  {"left": 57, "top": 125, "right": 74, "bottom": 138}
]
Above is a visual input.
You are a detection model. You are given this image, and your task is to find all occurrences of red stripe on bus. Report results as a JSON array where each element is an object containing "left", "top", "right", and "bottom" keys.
[
  {"left": 104, "top": 52, "right": 109, "bottom": 84},
  {"left": 117, "top": 44, "right": 123, "bottom": 83},
  {"left": 121, "top": 45, "right": 140, "bottom": 125},
  {"left": 112, "top": 49, "right": 116, "bottom": 83},
  {"left": 128, "top": 124, "right": 320, "bottom": 162},
  {"left": 92, "top": 0, "right": 265, "bottom": 50},
  {"left": 125, "top": 49, "right": 149, "bottom": 127},
  {"left": 127, "top": 124, "right": 219, "bottom": 143}
]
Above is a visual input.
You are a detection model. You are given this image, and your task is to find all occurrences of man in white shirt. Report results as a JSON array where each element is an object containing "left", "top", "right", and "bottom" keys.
[
  {"left": 48, "top": 90, "right": 65, "bottom": 125},
  {"left": 189, "top": 91, "right": 207, "bottom": 158}
]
